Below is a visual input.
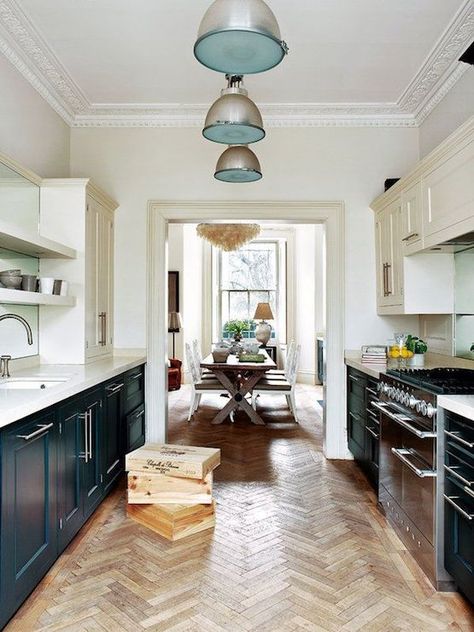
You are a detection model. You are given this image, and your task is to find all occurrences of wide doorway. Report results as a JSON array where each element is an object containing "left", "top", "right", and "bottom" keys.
[{"left": 146, "top": 201, "right": 347, "bottom": 459}]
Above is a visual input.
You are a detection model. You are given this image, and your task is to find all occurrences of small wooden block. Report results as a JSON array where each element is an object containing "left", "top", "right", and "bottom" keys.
[
  {"left": 127, "top": 501, "right": 216, "bottom": 541},
  {"left": 127, "top": 471, "right": 213, "bottom": 505},
  {"left": 125, "top": 443, "right": 221, "bottom": 480}
]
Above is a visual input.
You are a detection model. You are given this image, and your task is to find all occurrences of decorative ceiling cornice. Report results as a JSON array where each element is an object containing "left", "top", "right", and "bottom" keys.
[{"left": 0, "top": 0, "right": 472, "bottom": 128}]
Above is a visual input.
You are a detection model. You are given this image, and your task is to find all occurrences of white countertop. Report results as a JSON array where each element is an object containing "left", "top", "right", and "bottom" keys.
[
  {"left": 0, "top": 355, "right": 146, "bottom": 429},
  {"left": 344, "top": 351, "right": 385, "bottom": 379},
  {"left": 438, "top": 395, "right": 474, "bottom": 422}
]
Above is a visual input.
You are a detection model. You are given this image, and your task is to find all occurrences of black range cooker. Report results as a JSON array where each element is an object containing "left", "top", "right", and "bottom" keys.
[{"left": 373, "top": 367, "right": 474, "bottom": 590}]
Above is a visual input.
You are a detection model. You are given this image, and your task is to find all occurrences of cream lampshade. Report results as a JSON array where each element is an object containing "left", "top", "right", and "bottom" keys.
[
  {"left": 253, "top": 302, "right": 274, "bottom": 346},
  {"left": 168, "top": 312, "right": 182, "bottom": 358}
]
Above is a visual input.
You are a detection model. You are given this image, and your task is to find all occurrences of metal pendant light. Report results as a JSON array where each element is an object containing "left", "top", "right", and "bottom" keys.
[
  {"left": 203, "top": 75, "right": 265, "bottom": 145},
  {"left": 194, "top": 0, "right": 288, "bottom": 75},
  {"left": 214, "top": 145, "right": 262, "bottom": 183}
]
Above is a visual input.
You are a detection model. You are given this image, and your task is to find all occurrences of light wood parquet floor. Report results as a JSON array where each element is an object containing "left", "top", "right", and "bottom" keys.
[{"left": 6, "top": 384, "right": 474, "bottom": 632}]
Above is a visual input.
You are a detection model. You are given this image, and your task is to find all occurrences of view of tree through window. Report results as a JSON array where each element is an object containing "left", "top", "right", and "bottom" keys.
[{"left": 220, "top": 242, "right": 277, "bottom": 338}]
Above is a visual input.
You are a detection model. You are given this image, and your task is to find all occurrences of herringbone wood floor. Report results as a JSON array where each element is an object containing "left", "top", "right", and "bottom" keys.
[{"left": 6, "top": 385, "right": 474, "bottom": 632}]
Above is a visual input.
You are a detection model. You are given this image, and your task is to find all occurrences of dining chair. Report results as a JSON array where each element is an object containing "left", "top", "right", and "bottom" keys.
[
  {"left": 265, "top": 340, "right": 295, "bottom": 379},
  {"left": 185, "top": 343, "right": 227, "bottom": 421},
  {"left": 252, "top": 345, "right": 301, "bottom": 423},
  {"left": 192, "top": 339, "right": 215, "bottom": 380}
]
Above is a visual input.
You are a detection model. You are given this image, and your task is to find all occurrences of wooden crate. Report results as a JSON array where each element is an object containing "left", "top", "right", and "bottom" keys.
[
  {"left": 127, "top": 471, "right": 213, "bottom": 505},
  {"left": 127, "top": 501, "right": 216, "bottom": 541},
  {"left": 125, "top": 443, "right": 221, "bottom": 480}
]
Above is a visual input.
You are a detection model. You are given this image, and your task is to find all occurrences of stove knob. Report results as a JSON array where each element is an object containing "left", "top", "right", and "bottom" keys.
[
  {"left": 426, "top": 403, "right": 437, "bottom": 418},
  {"left": 403, "top": 393, "right": 410, "bottom": 406},
  {"left": 420, "top": 401, "right": 428, "bottom": 416},
  {"left": 396, "top": 389, "right": 403, "bottom": 402},
  {"left": 409, "top": 395, "right": 420, "bottom": 409}
]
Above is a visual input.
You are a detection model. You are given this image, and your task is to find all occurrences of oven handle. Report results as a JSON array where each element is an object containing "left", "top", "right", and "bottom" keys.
[
  {"left": 444, "top": 430, "right": 474, "bottom": 449},
  {"left": 444, "top": 495, "right": 473, "bottom": 521},
  {"left": 391, "top": 448, "right": 436, "bottom": 478},
  {"left": 366, "top": 427, "right": 379, "bottom": 439},
  {"left": 372, "top": 401, "right": 436, "bottom": 439},
  {"left": 444, "top": 464, "right": 473, "bottom": 488},
  {"left": 465, "top": 486, "right": 474, "bottom": 500}
]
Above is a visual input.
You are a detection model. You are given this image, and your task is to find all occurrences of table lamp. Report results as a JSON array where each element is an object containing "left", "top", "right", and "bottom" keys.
[
  {"left": 168, "top": 312, "right": 182, "bottom": 358},
  {"left": 253, "top": 303, "right": 274, "bottom": 346}
]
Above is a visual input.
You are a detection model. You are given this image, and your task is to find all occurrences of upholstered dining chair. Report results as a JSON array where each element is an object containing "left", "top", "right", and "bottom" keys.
[
  {"left": 252, "top": 345, "right": 301, "bottom": 423},
  {"left": 185, "top": 343, "right": 227, "bottom": 421}
]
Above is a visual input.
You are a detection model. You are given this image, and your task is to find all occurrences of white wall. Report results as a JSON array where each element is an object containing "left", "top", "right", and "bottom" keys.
[
  {"left": 70, "top": 125, "right": 421, "bottom": 352},
  {"left": 0, "top": 55, "right": 70, "bottom": 177},
  {"left": 294, "top": 225, "right": 316, "bottom": 383},
  {"left": 419, "top": 69, "right": 474, "bottom": 158}
]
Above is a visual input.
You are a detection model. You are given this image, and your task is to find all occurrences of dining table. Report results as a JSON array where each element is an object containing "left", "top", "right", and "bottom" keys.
[{"left": 200, "top": 351, "right": 276, "bottom": 425}]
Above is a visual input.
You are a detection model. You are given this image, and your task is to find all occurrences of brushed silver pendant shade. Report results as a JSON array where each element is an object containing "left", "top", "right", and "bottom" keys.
[
  {"left": 214, "top": 145, "right": 262, "bottom": 183},
  {"left": 194, "top": 0, "right": 288, "bottom": 74},
  {"left": 203, "top": 76, "right": 265, "bottom": 145}
]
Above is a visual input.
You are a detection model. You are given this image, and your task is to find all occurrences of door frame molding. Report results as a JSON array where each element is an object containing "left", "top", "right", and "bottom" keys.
[{"left": 146, "top": 200, "right": 349, "bottom": 459}]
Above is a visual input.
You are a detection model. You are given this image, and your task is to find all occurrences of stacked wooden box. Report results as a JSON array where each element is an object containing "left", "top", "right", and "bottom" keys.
[{"left": 125, "top": 443, "right": 220, "bottom": 541}]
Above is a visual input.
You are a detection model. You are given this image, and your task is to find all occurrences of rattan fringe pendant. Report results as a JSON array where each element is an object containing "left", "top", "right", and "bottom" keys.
[{"left": 196, "top": 223, "right": 260, "bottom": 251}]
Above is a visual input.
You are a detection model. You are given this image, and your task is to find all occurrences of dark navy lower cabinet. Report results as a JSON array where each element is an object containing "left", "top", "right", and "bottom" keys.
[
  {"left": 0, "top": 411, "right": 58, "bottom": 629},
  {"left": 57, "top": 389, "right": 104, "bottom": 553},
  {"left": 0, "top": 363, "right": 145, "bottom": 629}
]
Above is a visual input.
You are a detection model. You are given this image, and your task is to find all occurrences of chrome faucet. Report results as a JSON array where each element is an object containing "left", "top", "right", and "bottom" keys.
[{"left": 0, "top": 313, "right": 34, "bottom": 377}]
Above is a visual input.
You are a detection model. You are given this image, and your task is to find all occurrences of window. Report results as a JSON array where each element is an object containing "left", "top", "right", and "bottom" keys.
[{"left": 213, "top": 240, "right": 287, "bottom": 341}]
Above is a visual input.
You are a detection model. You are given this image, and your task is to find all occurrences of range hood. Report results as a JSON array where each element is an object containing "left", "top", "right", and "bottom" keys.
[{"left": 429, "top": 232, "right": 474, "bottom": 253}]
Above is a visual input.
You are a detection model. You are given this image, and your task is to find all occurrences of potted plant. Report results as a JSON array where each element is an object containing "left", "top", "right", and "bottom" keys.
[
  {"left": 406, "top": 335, "right": 428, "bottom": 367},
  {"left": 223, "top": 319, "right": 256, "bottom": 342}
]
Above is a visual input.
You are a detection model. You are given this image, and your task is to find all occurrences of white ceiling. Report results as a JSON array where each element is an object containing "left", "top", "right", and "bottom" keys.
[
  {"left": 0, "top": 0, "right": 472, "bottom": 125},
  {"left": 18, "top": 0, "right": 465, "bottom": 104}
]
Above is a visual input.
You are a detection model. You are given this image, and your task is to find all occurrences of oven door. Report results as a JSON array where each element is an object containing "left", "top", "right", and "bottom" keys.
[{"left": 378, "top": 402, "right": 436, "bottom": 544}]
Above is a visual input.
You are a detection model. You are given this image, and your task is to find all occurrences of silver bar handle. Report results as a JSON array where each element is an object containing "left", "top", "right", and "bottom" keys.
[
  {"left": 444, "top": 464, "right": 473, "bottom": 487},
  {"left": 444, "top": 430, "right": 474, "bottom": 449},
  {"left": 349, "top": 374, "right": 360, "bottom": 383},
  {"left": 465, "top": 486, "right": 474, "bottom": 500},
  {"left": 17, "top": 422, "right": 54, "bottom": 441},
  {"left": 104, "top": 312, "right": 107, "bottom": 347},
  {"left": 106, "top": 383, "right": 124, "bottom": 394},
  {"left": 349, "top": 411, "right": 362, "bottom": 422},
  {"left": 79, "top": 412, "right": 88, "bottom": 463},
  {"left": 386, "top": 263, "right": 392, "bottom": 295},
  {"left": 382, "top": 263, "right": 387, "bottom": 297},
  {"left": 88, "top": 409, "right": 93, "bottom": 460},
  {"left": 130, "top": 372, "right": 143, "bottom": 381},
  {"left": 402, "top": 232, "right": 419, "bottom": 242},
  {"left": 366, "top": 387, "right": 378, "bottom": 397},
  {"left": 391, "top": 448, "right": 436, "bottom": 478},
  {"left": 372, "top": 401, "right": 436, "bottom": 438},
  {"left": 134, "top": 409, "right": 145, "bottom": 419},
  {"left": 444, "top": 495, "right": 473, "bottom": 521},
  {"left": 366, "top": 427, "right": 379, "bottom": 439}
]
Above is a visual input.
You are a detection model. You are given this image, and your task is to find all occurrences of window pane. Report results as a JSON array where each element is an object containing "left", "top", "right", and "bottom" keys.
[
  {"left": 229, "top": 292, "right": 249, "bottom": 322},
  {"left": 221, "top": 242, "right": 277, "bottom": 290}
]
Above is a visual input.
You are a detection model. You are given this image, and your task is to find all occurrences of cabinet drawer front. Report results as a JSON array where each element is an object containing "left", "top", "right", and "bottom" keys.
[
  {"left": 124, "top": 366, "right": 145, "bottom": 414},
  {"left": 347, "top": 369, "right": 367, "bottom": 403},
  {"left": 126, "top": 404, "right": 145, "bottom": 453},
  {"left": 423, "top": 140, "right": 474, "bottom": 238}
]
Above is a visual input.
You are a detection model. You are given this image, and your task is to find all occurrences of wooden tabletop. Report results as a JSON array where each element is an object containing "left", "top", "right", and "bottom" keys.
[{"left": 201, "top": 351, "right": 276, "bottom": 371}]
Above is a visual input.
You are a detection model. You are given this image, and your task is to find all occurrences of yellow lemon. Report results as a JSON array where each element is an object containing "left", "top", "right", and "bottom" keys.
[
  {"left": 407, "top": 350, "right": 414, "bottom": 358},
  {"left": 401, "top": 348, "right": 409, "bottom": 358},
  {"left": 391, "top": 348, "right": 400, "bottom": 358}
]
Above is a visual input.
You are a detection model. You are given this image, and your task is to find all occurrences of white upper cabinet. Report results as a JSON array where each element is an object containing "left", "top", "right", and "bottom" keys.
[
  {"left": 400, "top": 180, "right": 422, "bottom": 256},
  {"left": 371, "top": 117, "right": 472, "bottom": 316},
  {"left": 39, "top": 179, "right": 118, "bottom": 364},
  {"left": 422, "top": 139, "right": 474, "bottom": 248}
]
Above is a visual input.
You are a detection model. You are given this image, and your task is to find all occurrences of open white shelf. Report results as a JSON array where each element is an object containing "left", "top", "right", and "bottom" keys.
[
  {"left": 0, "top": 288, "right": 76, "bottom": 307},
  {"left": 0, "top": 219, "right": 76, "bottom": 259}
]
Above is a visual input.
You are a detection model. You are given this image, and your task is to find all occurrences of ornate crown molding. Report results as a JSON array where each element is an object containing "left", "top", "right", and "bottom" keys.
[{"left": 0, "top": 0, "right": 472, "bottom": 128}]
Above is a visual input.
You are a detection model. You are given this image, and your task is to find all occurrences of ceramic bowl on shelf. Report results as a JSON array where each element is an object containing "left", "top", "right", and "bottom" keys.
[
  {"left": 0, "top": 275, "right": 22, "bottom": 289},
  {"left": 0, "top": 269, "right": 21, "bottom": 276}
]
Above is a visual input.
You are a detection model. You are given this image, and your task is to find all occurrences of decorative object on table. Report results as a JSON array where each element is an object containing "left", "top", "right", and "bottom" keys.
[
  {"left": 197, "top": 223, "right": 260, "bottom": 251},
  {"left": 254, "top": 302, "right": 274, "bottom": 346},
  {"left": 223, "top": 318, "right": 256, "bottom": 341},
  {"left": 194, "top": 0, "right": 288, "bottom": 75},
  {"left": 126, "top": 443, "right": 221, "bottom": 541},
  {"left": 238, "top": 353, "right": 264, "bottom": 363},
  {"left": 21, "top": 274, "right": 37, "bottom": 292},
  {"left": 168, "top": 271, "right": 179, "bottom": 314},
  {"left": 168, "top": 311, "right": 182, "bottom": 358},
  {"left": 39, "top": 277, "right": 55, "bottom": 294},
  {"left": 214, "top": 145, "right": 263, "bottom": 183},
  {"left": 212, "top": 348, "right": 230, "bottom": 363},
  {"left": 361, "top": 345, "right": 387, "bottom": 366},
  {"left": 203, "top": 74, "right": 265, "bottom": 145},
  {"left": 243, "top": 341, "right": 260, "bottom": 354},
  {"left": 406, "top": 335, "right": 428, "bottom": 367},
  {"left": 0, "top": 270, "right": 22, "bottom": 289}
]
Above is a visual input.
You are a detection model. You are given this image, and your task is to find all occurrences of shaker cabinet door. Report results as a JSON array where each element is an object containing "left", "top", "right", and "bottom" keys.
[
  {"left": 1, "top": 412, "right": 58, "bottom": 611},
  {"left": 103, "top": 380, "right": 124, "bottom": 493}
]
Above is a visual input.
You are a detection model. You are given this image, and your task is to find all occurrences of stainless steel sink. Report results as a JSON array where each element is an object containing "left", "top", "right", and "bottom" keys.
[{"left": 0, "top": 378, "right": 69, "bottom": 390}]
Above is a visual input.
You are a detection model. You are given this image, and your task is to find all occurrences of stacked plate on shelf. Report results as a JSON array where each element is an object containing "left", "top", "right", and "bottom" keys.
[{"left": 0, "top": 269, "right": 22, "bottom": 289}]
